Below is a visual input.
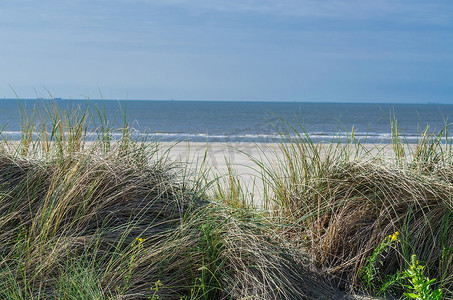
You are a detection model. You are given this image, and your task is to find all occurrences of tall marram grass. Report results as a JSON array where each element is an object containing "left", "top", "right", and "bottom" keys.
[
  {"left": 0, "top": 101, "right": 346, "bottom": 300},
  {"left": 251, "top": 119, "right": 453, "bottom": 297}
]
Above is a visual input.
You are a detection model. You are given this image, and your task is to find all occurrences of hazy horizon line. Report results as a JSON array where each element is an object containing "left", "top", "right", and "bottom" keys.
[{"left": 0, "top": 98, "right": 451, "bottom": 105}]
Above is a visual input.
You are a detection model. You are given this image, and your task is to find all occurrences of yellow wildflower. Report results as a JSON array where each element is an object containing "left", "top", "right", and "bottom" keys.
[{"left": 390, "top": 232, "right": 399, "bottom": 241}]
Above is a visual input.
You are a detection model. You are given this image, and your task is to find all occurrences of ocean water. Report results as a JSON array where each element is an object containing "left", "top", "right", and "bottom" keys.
[{"left": 0, "top": 99, "right": 452, "bottom": 144}]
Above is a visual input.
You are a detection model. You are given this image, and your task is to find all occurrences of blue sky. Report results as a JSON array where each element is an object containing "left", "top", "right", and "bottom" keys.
[{"left": 1, "top": 0, "right": 452, "bottom": 103}]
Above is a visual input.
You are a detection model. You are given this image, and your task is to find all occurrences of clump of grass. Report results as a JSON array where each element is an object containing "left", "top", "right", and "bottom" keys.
[
  {"left": 0, "top": 135, "right": 199, "bottom": 298},
  {"left": 254, "top": 119, "right": 453, "bottom": 296},
  {"left": 0, "top": 100, "right": 206, "bottom": 298}
]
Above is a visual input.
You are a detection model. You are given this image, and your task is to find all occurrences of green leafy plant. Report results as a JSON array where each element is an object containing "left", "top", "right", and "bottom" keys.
[
  {"left": 404, "top": 254, "right": 442, "bottom": 300},
  {"left": 361, "top": 232, "right": 400, "bottom": 291}
]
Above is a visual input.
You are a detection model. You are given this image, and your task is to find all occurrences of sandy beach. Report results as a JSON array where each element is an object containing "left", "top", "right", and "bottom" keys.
[{"left": 159, "top": 141, "right": 402, "bottom": 204}]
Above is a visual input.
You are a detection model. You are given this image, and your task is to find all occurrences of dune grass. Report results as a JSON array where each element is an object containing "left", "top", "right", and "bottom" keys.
[
  {"left": 247, "top": 120, "right": 453, "bottom": 298},
  {"left": 0, "top": 100, "right": 451, "bottom": 299}
]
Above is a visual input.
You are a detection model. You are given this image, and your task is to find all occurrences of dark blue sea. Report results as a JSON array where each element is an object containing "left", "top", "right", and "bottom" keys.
[{"left": 0, "top": 99, "right": 452, "bottom": 144}]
